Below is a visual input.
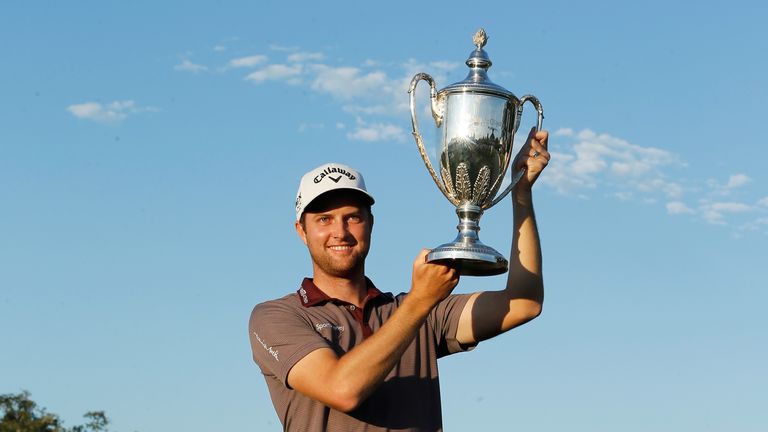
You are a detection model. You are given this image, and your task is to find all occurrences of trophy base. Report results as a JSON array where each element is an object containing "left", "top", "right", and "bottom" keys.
[{"left": 427, "top": 242, "right": 509, "bottom": 276}]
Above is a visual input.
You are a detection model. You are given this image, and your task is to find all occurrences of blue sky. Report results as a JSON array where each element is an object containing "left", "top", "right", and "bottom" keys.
[{"left": 2, "top": 1, "right": 767, "bottom": 431}]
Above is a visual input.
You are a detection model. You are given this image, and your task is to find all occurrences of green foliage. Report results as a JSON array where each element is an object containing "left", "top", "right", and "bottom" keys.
[
  {"left": 0, "top": 391, "right": 109, "bottom": 432},
  {"left": 69, "top": 412, "right": 109, "bottom": 432}
]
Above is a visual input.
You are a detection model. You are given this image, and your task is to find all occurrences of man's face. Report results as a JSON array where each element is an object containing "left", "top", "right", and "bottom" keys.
[{"left": 296, "top": 192, "right": 373, "bottom": 280}]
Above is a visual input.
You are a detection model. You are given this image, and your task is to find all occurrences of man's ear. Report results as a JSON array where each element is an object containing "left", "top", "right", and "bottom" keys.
[{"left": 295, "top": 220, "right": 308, "bottom": 245}]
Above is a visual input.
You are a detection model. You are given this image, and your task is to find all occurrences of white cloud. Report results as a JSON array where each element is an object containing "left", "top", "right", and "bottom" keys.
[
  {"left": 228, "top": 55, "right": 268, "bottom": 68},
  {"left": 664, "top": 182, "right": 685, "bottom": 199},
  {"left": 727, "top": 173, "right": 751, "bottom": 188},
  {"left": 401, "top": 59, "right": 458, "bottom": 76},
  {"left": 342, "top": 104, "right": 392, "bottom": 115},
  {"left": 66, "top": 100, "right": 157, "bottom": 124},
  {"left": 287, "top": 52, "right": 324, "bottom": 63},
  {"left": 699, "top": 201, "right": 753, "bottom": 225},
  {"left": 174, "top": 59, "right": 207, "bottom": 73},
  {"left": 245, "top": 64, "right": 303, "bottom": 83},
  {"left": 667, "top": 201, "right": 694, "bottom": 215},
  {"left": 571, "top": 146, "right": 608, "bottom": 175},
  {"left": 735, "top": 216, "right": 768, "bottom": 235},
  {"left": 269, "top": 44, "right": 300, "bottom": 52},
  {"left": 577, "top": 129, "right": 596, "bottom": 140},
  {"left": 707, "top": 173, "right": 754, "bottom": 196},
  {"left": 298, "top": 123, "right": 324, "bottom": 132},
  {"left": 347, "top": 121, "right": 406, "bottom": 142},
  {"left": 540, "top": 129, "right": 682, "bottom": 197},
  {"left": 220, "top": 51, "right": 455, "bottom": 140},
  {"left": 611, "top": 161, "right": 651, "bottom": 176},
  {"left": 708, "top": 202, "right": 752, "bottom": 212},
  {"left": 310, "top": 65, "right": 388, "bottom": 100},
  {"left": 632, "top": 178, "right": 684, "bottom": 199},
  {"left": 212, "top": 37, "right": 240, "bottom": 52},
  {"left": 758, "top": 197, "right": 768, "bottom": 207}
]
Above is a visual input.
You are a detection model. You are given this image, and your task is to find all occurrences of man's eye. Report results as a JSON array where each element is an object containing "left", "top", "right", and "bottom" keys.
[
  {"left": 318, "top": 216, "right": 331, "bottom": 223},
  {"left": 349, "top": 215, "right": 362, "bottom": 223}
]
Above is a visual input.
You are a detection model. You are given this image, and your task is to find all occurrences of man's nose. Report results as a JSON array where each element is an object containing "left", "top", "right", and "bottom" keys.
[{"left": 330, "top": 219, "right": 352, "bottom": 238}]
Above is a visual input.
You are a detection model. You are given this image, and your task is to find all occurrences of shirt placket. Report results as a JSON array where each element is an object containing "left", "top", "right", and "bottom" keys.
[{"left": 343, "top": 303, "right": 373, "bottom": 339}]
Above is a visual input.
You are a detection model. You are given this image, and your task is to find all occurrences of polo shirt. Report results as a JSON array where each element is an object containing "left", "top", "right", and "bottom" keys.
[{"left": 249, "top": 277, "right": 475, "bottom": 432}]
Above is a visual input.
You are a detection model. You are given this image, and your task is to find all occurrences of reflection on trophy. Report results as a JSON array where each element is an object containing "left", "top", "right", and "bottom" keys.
[{"left": 409, "top": 28, "right": 544, "bottom": 276}]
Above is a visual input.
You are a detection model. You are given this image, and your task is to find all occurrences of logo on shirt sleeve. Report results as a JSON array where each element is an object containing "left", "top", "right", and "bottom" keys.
[{"left": 253, "top": 332, "right": 280, "bottom": 361}]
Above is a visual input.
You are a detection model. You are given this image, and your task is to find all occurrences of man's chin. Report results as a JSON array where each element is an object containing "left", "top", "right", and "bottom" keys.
[
  {"left": 320, "top": 260, "right": 365, "bottom": 278},
  {"left": 327, "top": 265, "right": 364, "bottom": 278}
]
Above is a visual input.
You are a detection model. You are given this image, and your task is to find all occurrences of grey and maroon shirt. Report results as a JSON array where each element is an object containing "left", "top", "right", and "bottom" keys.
[{"left": 249, "top": 277, "right": 475, "bottom": 432}]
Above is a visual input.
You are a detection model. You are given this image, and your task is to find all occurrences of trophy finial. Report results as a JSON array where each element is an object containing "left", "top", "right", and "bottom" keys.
[
  {"left": 472, "top": 28, "right": 488, "bottom": 49},
  {"left": 465, "top": 28, "right": 492, "bottom": 71}
]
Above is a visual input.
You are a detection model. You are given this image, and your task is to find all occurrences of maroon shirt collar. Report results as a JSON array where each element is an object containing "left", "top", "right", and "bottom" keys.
[{"left": 297, "top": 277, "right": 391, "bottom": 307}]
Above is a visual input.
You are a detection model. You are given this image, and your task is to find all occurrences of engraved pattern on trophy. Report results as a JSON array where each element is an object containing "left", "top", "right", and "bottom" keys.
[
  {"left": 454, "top": 163, "right": 471, "bottom": 202},
  {"left": 473, "top": 166, "right": 491, "bottom": 204},
  {"left": 409, "top": 28, "right": 544, "bottom": 276},
  {"left": 441, "top": 162, "right": 455, "bottom": 197}
]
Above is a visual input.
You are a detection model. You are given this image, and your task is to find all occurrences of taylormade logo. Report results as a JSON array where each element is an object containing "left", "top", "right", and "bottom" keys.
[{"left": 314, "top": 167, "right": 356, "bottom": 184}]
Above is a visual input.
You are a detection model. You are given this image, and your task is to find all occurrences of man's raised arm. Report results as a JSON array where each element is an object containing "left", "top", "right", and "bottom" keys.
[{"left": 456, "top": 128, "right": 550, "bottom": 345}]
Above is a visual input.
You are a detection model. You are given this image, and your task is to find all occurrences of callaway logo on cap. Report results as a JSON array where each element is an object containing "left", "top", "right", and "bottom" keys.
[{"left": 295, "top": 162, "right": 375, "bottom": 220}]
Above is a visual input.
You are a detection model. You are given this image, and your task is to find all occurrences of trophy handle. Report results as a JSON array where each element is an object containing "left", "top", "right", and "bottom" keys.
[
  {"left": 408, "top": 73, "right": 458, "bottom": 205},
  {"left": 485, "top": 94, "right": 544, "bottom": 209}
]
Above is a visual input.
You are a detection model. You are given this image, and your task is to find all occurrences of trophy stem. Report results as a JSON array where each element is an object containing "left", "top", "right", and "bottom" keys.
[
  {"left": 456, "top": 204, "right": 483, "bottom": 243},
  {"left": 426, "top": 204, "right": 509, "bottom": 276}
]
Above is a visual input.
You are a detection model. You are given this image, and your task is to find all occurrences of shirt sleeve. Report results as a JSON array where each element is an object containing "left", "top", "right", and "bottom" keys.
[
  {"left": 429, "top": 293, "right": 478, "bottom": 357},
  {"left": 248, "top": 298, "right": 332, "bottom": 386}
]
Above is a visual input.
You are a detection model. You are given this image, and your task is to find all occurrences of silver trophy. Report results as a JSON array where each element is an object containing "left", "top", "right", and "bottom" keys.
[{"left": 409, "top": 28, "right": 544, "bottom": 276}]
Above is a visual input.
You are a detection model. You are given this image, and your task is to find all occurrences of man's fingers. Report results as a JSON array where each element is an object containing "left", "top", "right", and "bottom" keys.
[
  {"left": 414, "top": 249, "right": 430, "bottom": 264},
  {"left": 528, "top": 130, "right": 550, "bottom": 160}
]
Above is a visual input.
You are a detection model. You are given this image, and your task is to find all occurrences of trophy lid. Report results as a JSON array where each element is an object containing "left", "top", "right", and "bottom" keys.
[{"left": 440, "top": 28, "right": 515, "bottom": 99}]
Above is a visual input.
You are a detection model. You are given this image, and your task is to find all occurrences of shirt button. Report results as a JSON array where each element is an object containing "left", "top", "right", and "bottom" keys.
[{"left": 349, "top": 305, "right": 356, "bottom": 311}]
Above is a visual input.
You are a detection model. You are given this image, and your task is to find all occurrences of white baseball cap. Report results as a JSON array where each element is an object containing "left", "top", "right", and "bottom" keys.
[{"left": 295, "top": 162, "right": 375, "bottom": 220}]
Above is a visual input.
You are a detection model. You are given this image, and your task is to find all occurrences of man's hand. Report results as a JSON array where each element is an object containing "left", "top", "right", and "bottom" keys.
[
  {"left": 513, "top": 127, "right": 550, "bottom": 201},
  {"left": 408, "top": 249, "right": 460, "bottom": 311}
]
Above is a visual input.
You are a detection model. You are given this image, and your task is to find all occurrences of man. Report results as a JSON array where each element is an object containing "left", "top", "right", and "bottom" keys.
[{"left": 249, "top": 128, "right": 550, "bottom": 431}]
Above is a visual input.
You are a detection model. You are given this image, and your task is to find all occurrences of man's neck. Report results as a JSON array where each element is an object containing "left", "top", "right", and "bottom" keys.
[{"left": 311, "top": 272, "right": 368, "bottom": 307}]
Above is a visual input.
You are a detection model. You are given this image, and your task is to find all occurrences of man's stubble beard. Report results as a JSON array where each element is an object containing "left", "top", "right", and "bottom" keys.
[{"left": 311, "top": 248, "right": 369, "bottom": 279}]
